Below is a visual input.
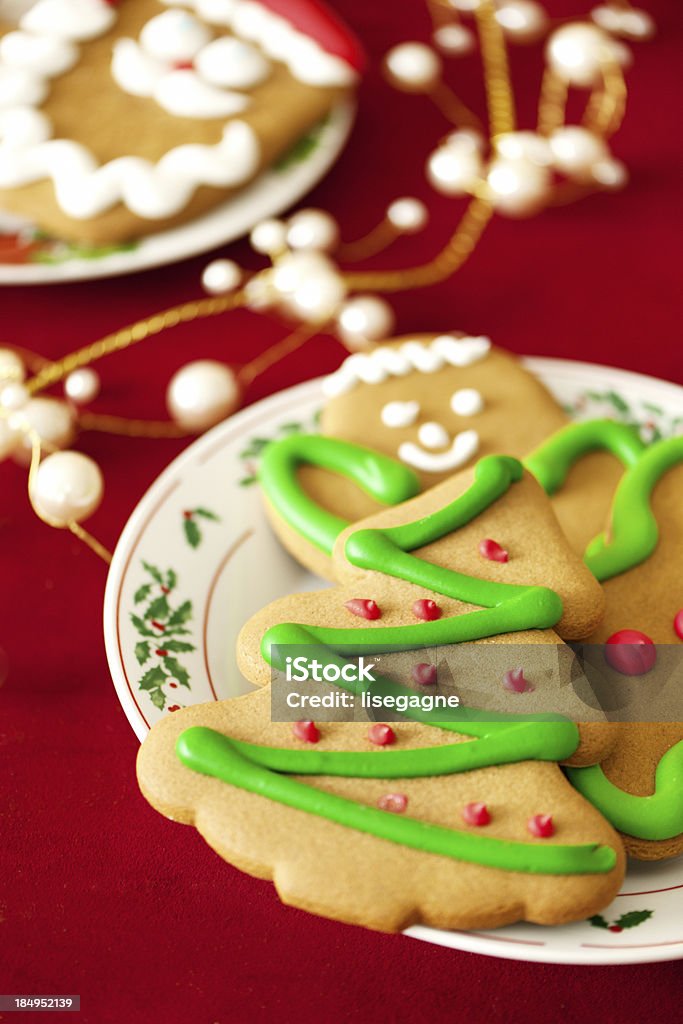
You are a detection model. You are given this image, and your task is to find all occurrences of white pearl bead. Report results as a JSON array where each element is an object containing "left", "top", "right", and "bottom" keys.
[
  {"left": 447, "top": 0, "right": 481, "bottom": 10},
  {"left": 591, "top": 157, "right": 628, "bottom": 189},
  {"left": 495, "top": 1, "right": 547, "bottom": 44},
  {"left": 201, "top": 258, "right": 242, "bottom": 295},
  {"left": 286, "top": 209, "right": 339, "bottom": 253},
  {"left": 592, "top": 5, "right": 655, "bottom": 40},
  {"left": 31, "top": 450, "right": 104, "bottom": 526},
  {"left": 548, "top": 126, "right": 608, "bottom": 179},
  {"left": 0, "top": 381, "right": 28, "bottom": 411},
  {"left": 486, "top": 157, "right": 550, "bottom": 216},
  {"left": 495, "top": 131, "right": 553, "bottom": 166},
  {"left": 546, "top": 23, "right": 612, "bottom": 87},
  {"left": 167, "top": 361, "right": 240, "bottom": 432},
  {"left": 285, "top": 268, "right": 347, "bottom": 324},
  {"left": 432, "top": 23, "right": 474, "bottom": 56},
  {"left": 427, "top": 144, "right": 483, "bottom": 196},
  {"left": 64, "top": 367, "right": 100, "bottom": 405},
  {"left": 12, "top": 397, "right": 76, "bottom": 464},
  {"left": 384, "top": 42, "right": 442, "bottom": 91},
  {"left": 336, "top": 296, "right": 395, "bottom": 347},
  {"left": 250, "top": 218, "right": 288, "bottom": 256},
  {"left": 0, "top": 348, "right": 25, "bottom": 385},
  {"left": 386, "top": 197, "right": 428, "bottom": 232}
]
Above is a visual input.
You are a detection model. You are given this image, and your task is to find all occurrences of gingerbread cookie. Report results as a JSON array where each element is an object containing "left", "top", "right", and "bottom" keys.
[
  {"left": 0, "top": 0, "right": 362, "bottom": 242},
  {"left": 261, "top": 334, "right": 569, "bottom": 578},
  {"left": 559, "top": 435, "right": 683, "bottom": 860},
  {"left": 243, "top": 451, "right": 613, "bottom": 762},
  {"left": 137, "top": 685, "right": 625, "bottom": 932}
]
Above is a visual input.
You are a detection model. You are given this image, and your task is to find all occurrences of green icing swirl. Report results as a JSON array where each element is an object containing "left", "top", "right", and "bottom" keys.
[
  {"left": 524, "top": 419, "right": 645, "bottom": 495},
  {"left": 584, "top": 436, "right": 683, "bottom": 581},
  {"left": 258, "top": 434, "right": 420, "bottom": 555},
  {"left": 177, "top": 724, "right": 616, "bottom": 875},
  {"left": 566, "top": 740, "right": 683, "bottom": 841},
  {"left": 525, "top": 421, "right": 683, "bottom": 582}
]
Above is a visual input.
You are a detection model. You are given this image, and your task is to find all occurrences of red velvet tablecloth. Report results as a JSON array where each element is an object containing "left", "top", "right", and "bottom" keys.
[{"left": 1, "top": 2, "right": 682, "bottom": 1021}]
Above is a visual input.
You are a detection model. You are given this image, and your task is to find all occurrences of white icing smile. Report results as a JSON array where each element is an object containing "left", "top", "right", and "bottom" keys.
[{"left": 398, "top": 429, "right": 479, "bottom": 473}]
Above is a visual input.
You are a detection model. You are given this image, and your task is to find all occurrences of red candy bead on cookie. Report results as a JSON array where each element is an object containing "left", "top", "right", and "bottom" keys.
[
  {"left": 502, "top": 667, "right": 533, "bottom": 693},
  {"left": 368, "top": 724, "right": 396, "bottom": 746},
  {"left": 462, "top": 802, "right": 491, "bottom": 826},
  {"left": 479, "top": 538, "right": 509, "bottom": 563},
  {"left": 413, "top": 599, "right": 442, "bottom": 621},
  {"left": 345, "top": 598, "right": 381, "bottom": 620},
  {"left": 412, "top": 663, "right": 438, "bottom": 686},
  {"left": 674, "top": 609, "right": 683, "bottom": 640},
  {"left": 293, "top": 720, "right": 320, "bottom": 743},
  {"left": 527, "top": 814, "right": 554, "bottom": 838},
  {"left": 378, "top": 793, "right": 408, "bottom": 813},
  {"left": 605, "top": 630, "right": 656, "bottom": 675}
]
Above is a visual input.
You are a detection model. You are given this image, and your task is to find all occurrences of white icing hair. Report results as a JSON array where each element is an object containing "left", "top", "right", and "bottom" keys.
[{"left": 322, "top": 334, "right": 491, "bottom": 397}]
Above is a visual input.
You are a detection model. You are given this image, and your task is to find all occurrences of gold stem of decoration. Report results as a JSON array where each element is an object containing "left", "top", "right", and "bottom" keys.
[
  {"left": 67, "top": 522, "right": 113, "bottom": 564},
  {"left": 583, "top": 60, "right": 627, "bottom": 138},
  {"left": 429, "top": 80, "right": 484, "bottom": 132},
  {"left": 342, "top": 195, "right": 494, "bottom": 293},
  {"left": 474, "top": 0, "right": 516, "bottom": 137},
  {"left": 237, "top": 322, "right": 321, "bottom": 387},
  {"left": 78, "top": 412, "right": 191, "bottom": 439},
  {"left": 537, "top": 68, "right": 568, "bottom": 136},
  {"left": 337, "top": 220, "right": 400, "bottom": 262},
  {"left": 25, "top": 290, "right": 246, "bottom": 396}
]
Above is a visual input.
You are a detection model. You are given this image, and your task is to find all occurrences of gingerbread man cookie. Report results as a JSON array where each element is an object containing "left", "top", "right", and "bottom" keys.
[{"left": 262, "top": 334, "right": 569, "bottom": 578}]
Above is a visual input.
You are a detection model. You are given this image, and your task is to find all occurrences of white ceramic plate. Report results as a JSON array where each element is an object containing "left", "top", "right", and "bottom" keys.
[
  {"left": 0, "top": 102, "right": 354, "bottom": 285},
  {"left": 104, "top": 356, "right": 683, "bottom": 964}
]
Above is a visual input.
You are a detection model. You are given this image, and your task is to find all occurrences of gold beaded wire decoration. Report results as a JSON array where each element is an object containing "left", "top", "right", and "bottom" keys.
[{"left": 0, "top": 0, "right": 650, "bottom": 564}]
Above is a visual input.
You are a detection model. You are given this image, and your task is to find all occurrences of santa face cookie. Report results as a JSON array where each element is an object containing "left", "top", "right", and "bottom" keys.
[
  {"left": 262, "top": 334, "right": 569, "bottom": 578},
  {"left": 242, "top": 452, "right": 614, "bottom": 763},
  {"left": 558, "top": 435, "right": 683, "bottom": 860},
  {"left": 0, "top": 0, "right": 362, "bottom": 242},
  {"left": 137, "top": 686, "right": 625, "bottom": 933}
]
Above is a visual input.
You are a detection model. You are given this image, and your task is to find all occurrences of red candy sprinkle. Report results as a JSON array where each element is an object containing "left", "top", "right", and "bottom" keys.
[
  {"left": 173, "top": 60, "right": 195, "bottom": 70},
  {"left": 413, "top": 599, "right": 442, "bottom": 621},
  {"left": 412, "top": 663, "right": 438, "bottom": 686},
  {"left": 527, "top": 814, "right": 555, "bottom": 838},
  {"left": 462, "top": 802, "right": 491, "bottom": 826},
  {"left": 605, "top": 630, "right": 657, "bottom": 676},
  {"left": 292, "top": 720, "right": 320, "bottom": 743},
  {"left": 378, "top": 793, "right": 408, "bottom": 813},
  {"left": 368, "top": 723, "right": 396, "bottom": 746},
  {"left": 502, "top": 667, "right": 533, "bottom": 693},
  {"left": 674, "top": 609, "right": 683, "bottom": 640},
  {"left": 168, "top": 705, "right": 180, "bottom": 713},
  {"left": 345, "top": 598, "right": 381, "bottom": 620},
  {"left": 479, "top": 538, "right": 509, "bottom": 563}
]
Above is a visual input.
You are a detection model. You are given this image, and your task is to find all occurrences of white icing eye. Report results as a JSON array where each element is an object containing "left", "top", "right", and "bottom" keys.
[
  {"left": 418, "top": 421, "right": 450, "bottom": 449},
  {"left": 140, "top": 10, "right": 212, "bottom": 63},
  {"left": 195, "top": 38, "right": 270, "bottom": 90},
  {"left": 450, "top": 388, "right": 484, "bottom": 416},
  {"left": 381, "top": 400, "right": 420, "bottom": 428}
]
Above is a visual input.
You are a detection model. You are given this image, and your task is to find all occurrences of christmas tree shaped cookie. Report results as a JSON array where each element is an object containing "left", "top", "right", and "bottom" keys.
[
  {"left": 261, "top": 334, "right": 569, "bottom": 578},
  {"left": 243, "top": 450, "right": 613, "bottom": 761},
  {"left": 137, "top": 682, "right": 625, "bottom": 932},
  {"left": 0, "top": 0, "right": 362, "bottom": 242}
]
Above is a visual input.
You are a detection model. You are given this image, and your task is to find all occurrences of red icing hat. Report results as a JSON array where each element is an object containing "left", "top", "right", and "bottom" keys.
[{"left": 258, "top": 0, "right": 366, "bottom": 72}]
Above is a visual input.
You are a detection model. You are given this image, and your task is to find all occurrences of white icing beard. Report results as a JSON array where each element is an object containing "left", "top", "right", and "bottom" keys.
[{"left": 0, "top": 0, "right": 357, "bottom": 220}]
